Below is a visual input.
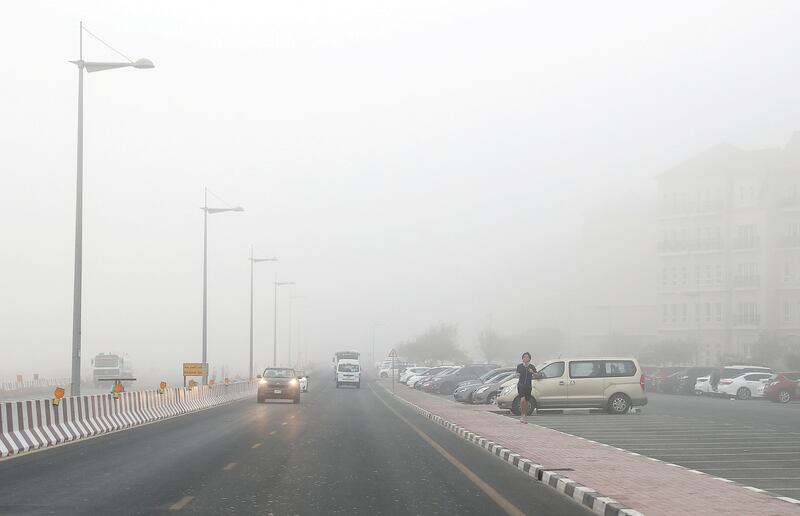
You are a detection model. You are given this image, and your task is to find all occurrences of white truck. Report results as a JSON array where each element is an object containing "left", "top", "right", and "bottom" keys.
[
  {"left": 332, "top": 350, "right": 360, "bottom": 381},
  {"left": 335, "top": 359, "right": 361, "bottom": 389},
  {"left": 91, "top": 353, "right": 134, "bottom": 388}
]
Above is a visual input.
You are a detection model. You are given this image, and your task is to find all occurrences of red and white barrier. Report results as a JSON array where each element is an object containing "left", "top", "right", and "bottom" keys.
[{"left": 0, "top": 382, "right": 256, "bottom": 458}]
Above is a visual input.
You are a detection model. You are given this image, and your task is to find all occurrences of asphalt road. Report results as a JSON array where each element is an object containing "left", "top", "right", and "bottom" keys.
[
  {"left": 520, "top": 392, "right": 800, "bottom": 500},
  {"left": 0, "top": 375, "right": 593, "bottom": 516}
]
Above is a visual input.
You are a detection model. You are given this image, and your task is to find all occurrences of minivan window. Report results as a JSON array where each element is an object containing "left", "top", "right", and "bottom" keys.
[
  {"left": 338, "top": 363, "right": 360, "bottom": 372},
  {"left": 569, "top": 361, "right": 604, "bottom": 378},
  {"left": 605, "top": 361, "right": 637, "bottom": 377},
  {"left": 539, "top": 361, "right": 565, "bottom": 378}
]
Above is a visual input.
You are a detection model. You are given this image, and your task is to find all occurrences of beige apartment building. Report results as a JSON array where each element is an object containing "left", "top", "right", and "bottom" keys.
[{"left": 657, "top": 134, "right": 800, "bottom": 365}]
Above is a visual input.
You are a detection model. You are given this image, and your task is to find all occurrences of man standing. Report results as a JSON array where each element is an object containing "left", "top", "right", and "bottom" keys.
[{"left": 516, "top": 352, "right": 537, "bottom": 423}]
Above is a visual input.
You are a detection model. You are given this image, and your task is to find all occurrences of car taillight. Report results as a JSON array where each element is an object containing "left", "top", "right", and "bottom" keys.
[
  {"left": 640, "top": 374, "right": 645, "bottom": 390},
  {"left": 720, "top": 379, "right": 733, "bottom": 385}
]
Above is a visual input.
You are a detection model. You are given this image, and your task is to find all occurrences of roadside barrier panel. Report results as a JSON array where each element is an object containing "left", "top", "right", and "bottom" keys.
[{"left": 0, "top": 381, "right": 256, "bottom": 458}]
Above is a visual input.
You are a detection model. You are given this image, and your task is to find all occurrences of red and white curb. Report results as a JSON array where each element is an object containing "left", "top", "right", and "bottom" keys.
[
  {"left": 0, "top": 382, "right": 256, "bottom": 458},
  {"left": 379, "top": 384, "right": 643, "bottom": 516}
]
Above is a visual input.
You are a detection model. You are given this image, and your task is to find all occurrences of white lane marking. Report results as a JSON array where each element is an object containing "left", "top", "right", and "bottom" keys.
[
  {"left": 169, "top": 496, "right": 194, "bottom": 511},
  {"left": 251, "top": 443, "right": 261, "bottom": 449},
  {"left": 223, "top": 462, "right": 237, "bottom": 471},
  {"left": 281, "top": 421, "right": 287, "bottom": 426},
  {"left": 269, "top": 430, "right": 277, "bottom": 435}
]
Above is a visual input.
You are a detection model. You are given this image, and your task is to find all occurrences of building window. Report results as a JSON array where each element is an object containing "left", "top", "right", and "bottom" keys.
[
  {"left": 784, "top": 263, "right": 791, "bottom": 283},
  {"left": 671, "top": 304, "right": 677, "bottom": 324},
  {"left": 705, "top": 302, "right": 712, "bottom": 322},
  {"left": 682, "top": 266, "right": 688, "bottom": 285},
  {"left": 696, "top": 266, "right": 702, "bottom": 287},
  {"left": 786, "top": 302, "right": 792, "bottom": 322},
  {"left": 716, "top": 265, "right": 722, "bottom": 284},
  {"left": 716, "top": 303, "right": 723, "bottom": 322},
  {"left": 681, "top": 304, "right": 687, "bottom": 324},
  {"left": 695, "top": 303, "right": 701, "bottom": 323},
  {"left": 706, "top": 265, "right": 712, "bottom": 285},
  {"left": 662, "top": 305, "right": 668, "bottom": 324},
  {"left": 672, "top": 267, "right": 678, "bottom": 286},
  {"left": 662, "top": 268, "right": 668, "bottom": 286}
]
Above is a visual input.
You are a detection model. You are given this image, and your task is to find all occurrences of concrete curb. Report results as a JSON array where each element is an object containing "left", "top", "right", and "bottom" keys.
[{"left": 380, "top": 384, "right": 643, "bottom": 516}]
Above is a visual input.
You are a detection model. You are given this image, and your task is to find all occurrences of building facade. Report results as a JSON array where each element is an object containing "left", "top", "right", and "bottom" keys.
[{"left": 657, "top": 135, "right": 800, "bottom": 365}]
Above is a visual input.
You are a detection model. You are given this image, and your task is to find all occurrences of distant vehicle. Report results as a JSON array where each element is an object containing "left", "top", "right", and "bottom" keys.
[
  {"left": 336, "top": 359, "right": 361, "bottom": 389},
  {"left": 333, "top": 350, "right": 360, "bottom": 381},
  {"left": 296, "top": 370, "right": 309, "bottom": 392},
  {"left": 378, "top": 362, "right": 414, "bottom": 379},
  {"left": 496, "top": 357, "right": 647, "bottom": 415},
  {"left": 658, "top": 367, "right": 714, "bottom": 395},
  {"left": 406, "top": 366, "right": 455, "bottom": 388},
  {"left": 717, "top": 372, "right": 773, "bottom": 400},
  {"left": 91, "top": 353, "right": 134, "bottom": 388},
  {"left": 431, "top": 364, "right": 499, "bottom": 395},
  {"left": 694, "top": 365, "right": 772, "bottom": 395},
  {"left": 400, "top": 367, "right": 429, "bottom": 384},
  {"left": 257, "top": 368, "right": 301, "bottom": 403},
  {"left": 452, "top": 368, "right": 514, "bottom": 403},
  {"left": 761, "top": 372, "right": 800, "bottom": 403}
]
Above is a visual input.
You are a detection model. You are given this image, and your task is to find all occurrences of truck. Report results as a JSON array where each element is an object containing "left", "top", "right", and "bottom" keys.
[
  {"left": 91, "top": 353, "right": 134, "bottom": 388},
  {"left": 332, "top": 350, "right": 360, "bottom": 381}
]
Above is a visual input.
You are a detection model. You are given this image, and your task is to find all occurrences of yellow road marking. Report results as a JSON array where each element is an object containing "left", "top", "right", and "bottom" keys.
[
  {"left": 251, "top": 443, "right": 261, "bottom": 449},
  {"left": 169, "top": 495, "right": 194, "bottom": 511},
  {"left": 223, "top": 462, "right": 237, "bottom": 471},
  {"left": 367, "top": 383, "right": 526, "bottom": 516}
]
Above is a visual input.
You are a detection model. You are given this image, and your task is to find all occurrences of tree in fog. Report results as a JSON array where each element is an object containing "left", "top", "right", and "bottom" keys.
[
  {"left": 478, "top": 326, "right": 506, "bottom": 363},
  {"left": 399, "top": 323, "right": 469, "bottom": 365}
]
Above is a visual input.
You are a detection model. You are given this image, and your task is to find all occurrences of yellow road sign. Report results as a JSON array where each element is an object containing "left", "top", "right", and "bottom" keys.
[{"left": 183, "top": 362, "right": 208, "bottom": 376}]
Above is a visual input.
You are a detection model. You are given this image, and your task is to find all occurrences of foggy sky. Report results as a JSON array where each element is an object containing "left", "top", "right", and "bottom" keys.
[{"left": 2, "top": 1, "right": 800, "bottom": 381}]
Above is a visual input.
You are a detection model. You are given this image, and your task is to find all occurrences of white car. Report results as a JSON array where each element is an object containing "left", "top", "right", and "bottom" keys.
[
  {"left": 717, "top": 372, "right": 773, "bottom": 400},
  {"left": 694, "top": 365, "right": 772, "bottom": 395},
  {"left": 400, "top": 367, "right": 429, "bottom": 384}
]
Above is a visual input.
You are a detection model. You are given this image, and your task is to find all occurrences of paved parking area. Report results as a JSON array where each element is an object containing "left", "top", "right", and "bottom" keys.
[{"left": 522, "top": 394, "right": 800, "bottom": 501}]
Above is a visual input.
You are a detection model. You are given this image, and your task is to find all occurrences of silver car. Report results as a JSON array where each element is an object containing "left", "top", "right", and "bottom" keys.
[{"left": 471, "top": 371, "right": 517, "bottom": 404}]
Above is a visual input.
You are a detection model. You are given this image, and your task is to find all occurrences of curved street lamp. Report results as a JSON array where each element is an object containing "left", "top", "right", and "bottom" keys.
[{"left": 69, "top": 22, "right": 153, "bottom": 397}]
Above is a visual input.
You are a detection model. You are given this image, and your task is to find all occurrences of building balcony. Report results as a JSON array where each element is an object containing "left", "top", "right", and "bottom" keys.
[
  {"left": 731, "top": 275, "right": 760, "bottom": 288},
  {"left": 659, "top": 201, "right": 726, "bottom": 218},
  {"left": 780, "top": 196, "right": 800, "bottom": 209},
  {"left": 731, "top": 313, "right": 761, "bottom": 326},
  {"left": 658, "top": 238, "right": 724, "bottom": 254},
  {"left": 732, "top": 236, "right": 760, "bottom": 250},
  {"left": 779, "top": 235, "right": 800, "bottom": 248}
]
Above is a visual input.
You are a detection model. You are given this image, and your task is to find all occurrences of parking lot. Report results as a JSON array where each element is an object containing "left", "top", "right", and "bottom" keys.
[{"left": 518, "top": 392, "right": 800, "bottom": 500}]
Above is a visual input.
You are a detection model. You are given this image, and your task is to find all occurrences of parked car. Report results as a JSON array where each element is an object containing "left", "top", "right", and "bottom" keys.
[
  {"left": 257, "top": 367, "right": 301, "bottom": 404},
  {"left": 378, "top": 362, "right": 415, "bottom": 379},
  {"left": 409, "top": 366, "right": 457, "bottom": 388},
  {"left": 420, "top": 367, "right": 462, "bottom": 392},
  {"left": 651, "top": 366, "right": 685, "bottom": 392},
  {"left": 760, "top": 372, "right": 800, "bottom": 403},
  {"left": 659, "top": 367, "right": 714, "bottom": 394},
  {"left": 453, "top": 368, "right": 515, "bottom": 403},
  {"left": 472, "top": 371, "right": 518, "bottom": 404},
  {"left": 432, "top": 364, "right": 498, "bottom": 395},
  {"left": 400, "top": 367, "right": 430, "bottom": 384},
  {"left": 694, "top": 365, "right": 772, "bottom": 395},
  {"left": 717, "top": 372, "right": 773, "bottom": 400},
  {"left": 497, "top": 357, "right": 647, "bottom": 415}
]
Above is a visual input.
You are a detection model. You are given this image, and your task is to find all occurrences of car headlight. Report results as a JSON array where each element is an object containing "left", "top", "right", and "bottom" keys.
[
  {"left": 501, "top": 386, "right": 513, "bottom": 395},
  {"left": 259, "top": 378, "right": 268, "bottom": 385},
  {"left": 289, "top": 379, "right": 298, "bottom": 386},
  {"left": 475, "top": 386, "right": 489, "bottom": 394}
]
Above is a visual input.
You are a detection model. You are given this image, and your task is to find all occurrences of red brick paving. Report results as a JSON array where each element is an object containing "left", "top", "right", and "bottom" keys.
[{"left": 388, "top": 384, "right": 800, "bottom": 516}]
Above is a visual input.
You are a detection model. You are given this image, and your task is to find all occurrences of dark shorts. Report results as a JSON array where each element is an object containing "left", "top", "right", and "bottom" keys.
[{"left": 517, "top": 385, "right": 532, "bottom": 402}]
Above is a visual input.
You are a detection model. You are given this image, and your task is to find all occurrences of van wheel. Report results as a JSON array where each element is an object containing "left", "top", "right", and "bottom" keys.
[
  {"left": 737, "top": 387, "right": 751, "bottom": 400},
  {"left": 778, "top": 390, "right": 792, "bottom": 403},
  {"left": 356, "top": 382, "right": 361, "bottom": 389},
  {"left": 607, "top": 393, "right": 631, "bottom": 414},
  {"left": 511, "top": 396, "right": 535, "bottom": 416},
  {"left": 487, "top": 392, "right": 498, "bottom": 405},
  {"left": 694, "top": 390, "right": 703, "bottom": 396},
  {"left": 380, "top": 372, "right": 388, "bottom": 378}
]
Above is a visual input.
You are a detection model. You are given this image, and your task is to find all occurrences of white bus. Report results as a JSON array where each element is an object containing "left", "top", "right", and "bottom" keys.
[{"left": 333, "top": 350, "right": 360, "bottom": 381}]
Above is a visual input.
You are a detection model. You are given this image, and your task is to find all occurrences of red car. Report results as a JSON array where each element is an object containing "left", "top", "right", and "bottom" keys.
[{"left": 762, "top": 372, "right": 800, "bottom": 403}]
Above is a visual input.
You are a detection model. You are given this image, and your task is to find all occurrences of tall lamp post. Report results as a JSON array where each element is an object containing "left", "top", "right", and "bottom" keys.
[
  {"left": 69, "top": 22, "right": 154, "bottom": 397},
  {"left": 201, "top": 188, "right": 243, "bottom": 385},
  {"left": 371, "top": 323, "right": 383, "bottom": 373},
  {"left": 249, "top": 246, "right": 277, "bottom": 378},
  {"left": 273, "top": 276, "right": 295, "bottom": 366}
]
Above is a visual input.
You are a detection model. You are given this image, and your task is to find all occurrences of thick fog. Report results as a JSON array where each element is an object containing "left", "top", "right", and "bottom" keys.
[{"left": 2, "top": 2, "right": 800, "bottom": 384}]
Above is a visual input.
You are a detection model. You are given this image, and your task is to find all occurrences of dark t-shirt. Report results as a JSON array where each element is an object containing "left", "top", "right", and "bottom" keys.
[{"left": 517, "top": 363, "right": 537, "bottom": 388}]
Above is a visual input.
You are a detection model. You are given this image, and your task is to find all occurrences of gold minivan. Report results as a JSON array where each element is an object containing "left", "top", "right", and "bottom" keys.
[{"left": 496, "top": 357, "right": 647, "bottom": 415}]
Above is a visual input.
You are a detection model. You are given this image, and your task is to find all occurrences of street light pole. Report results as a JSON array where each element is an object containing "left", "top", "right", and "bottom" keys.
[
  {"left": 273, "top": 275, "right": 295, "bottom": 366},
  {"left": 249, "top": 246, "right": 277, "bottom": 378},
  {"left": 69, "top": 22, "right": 153, "bottom": 397},
  {"left": 200, "top": 189, "right": 244, "bottom": 384}
]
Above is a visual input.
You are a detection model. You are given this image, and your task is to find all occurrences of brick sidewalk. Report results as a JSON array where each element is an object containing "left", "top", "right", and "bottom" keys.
[{"left": 385, "top": 383, "right": 800, "bottom": 516}]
